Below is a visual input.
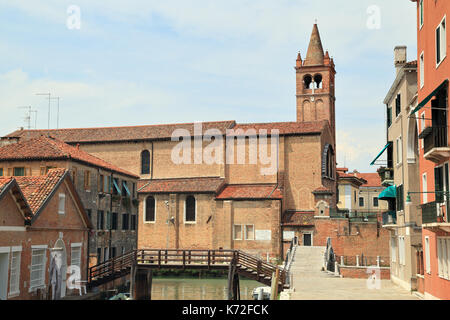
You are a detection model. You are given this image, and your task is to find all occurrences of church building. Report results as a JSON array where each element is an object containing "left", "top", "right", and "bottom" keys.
[{"left": 3, "top": 24, "right": 339, "bottom": 261}]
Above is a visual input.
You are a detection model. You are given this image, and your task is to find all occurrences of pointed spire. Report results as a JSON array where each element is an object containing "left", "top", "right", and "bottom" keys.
[
  {"left": 304, "top": 24, "right": 325, "bottom": 66},
  {"left": 296, "top": 52, "right": 302, "bottom": 67}
]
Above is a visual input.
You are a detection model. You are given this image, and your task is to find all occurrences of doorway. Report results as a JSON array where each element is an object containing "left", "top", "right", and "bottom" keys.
[
  {"left": 303, "top": 233, "right": 313, "bottom": 246},
  {"left": 0, "top": 250, "right": 10, "bottom": 300}
]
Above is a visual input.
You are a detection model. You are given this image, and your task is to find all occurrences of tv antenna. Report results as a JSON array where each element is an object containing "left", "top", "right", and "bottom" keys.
[
  {"left": 36, "top": 92, "right": 51, "bottom": 130},
  {"left": 18, "top": 106, "right": 38, "bottom": 129},
  {"left": 49, "top": 96, "right": 60, "bottom": 129}
]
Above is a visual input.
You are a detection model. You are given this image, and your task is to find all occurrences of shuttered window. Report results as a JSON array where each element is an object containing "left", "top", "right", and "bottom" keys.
[
  {"left": 70, "top": 244, "right": 82, "bottom": 269},
  {"left": 9, "top": 249, "right": 21, "bottom": 296},
  {"left": 30, "top": 248, "right": 46, "bottom": 289}
]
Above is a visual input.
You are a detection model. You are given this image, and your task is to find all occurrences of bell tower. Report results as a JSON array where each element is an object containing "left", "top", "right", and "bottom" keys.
[{"left": 295, "top": 24, "right": 336, "bottom": 139}]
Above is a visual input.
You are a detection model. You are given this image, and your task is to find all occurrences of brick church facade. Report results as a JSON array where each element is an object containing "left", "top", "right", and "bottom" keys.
[{"left": 4, "top": 24, "right": 343, "bottom": 261}]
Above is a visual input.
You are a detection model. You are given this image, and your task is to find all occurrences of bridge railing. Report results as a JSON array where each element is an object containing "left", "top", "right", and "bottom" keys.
[{"left": 136, "top": 249, "right": 236, "bottom": 267}]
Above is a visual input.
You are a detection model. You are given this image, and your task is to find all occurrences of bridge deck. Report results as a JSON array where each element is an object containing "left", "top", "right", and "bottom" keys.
[{"left": 88, "top": 249, "right": 288, "bottom": 291}]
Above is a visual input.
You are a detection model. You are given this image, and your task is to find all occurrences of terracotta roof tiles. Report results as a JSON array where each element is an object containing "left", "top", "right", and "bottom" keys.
[
  {"left": 0, "top": 136, "right": 138, "bottom": 178},
  {"left": 138, "top": 177, "right": 225, "bottom": 194},
  {"left": 216, "top": 184, "right": 282, "bottom": 200},
  {"left": 282, "top": 211, "right": 315, "bottom": 226}
]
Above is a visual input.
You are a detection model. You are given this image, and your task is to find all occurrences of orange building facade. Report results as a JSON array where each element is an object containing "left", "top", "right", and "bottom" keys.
[{"left": 412, "top": 0, "right": 450, "bottom": 300}]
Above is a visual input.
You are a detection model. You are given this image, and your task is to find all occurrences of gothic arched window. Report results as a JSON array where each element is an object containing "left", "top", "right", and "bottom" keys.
[
  {"left": 303, "top": 74, "right": 313, "bottom": 89},
  {"left": 141, "top": 150, "right": 150, "bottom": 174},
  {"left": 322, "top": 144, "right": 334, "bottom": 179},
  {"left": 185, "top": 196, "right": 196, "bottom": 222}
]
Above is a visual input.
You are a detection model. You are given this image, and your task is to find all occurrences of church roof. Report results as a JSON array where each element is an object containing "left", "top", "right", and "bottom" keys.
[
  {"left": 230, "top": 121, "right": 327, "bottom": 136},
  {"left": 0, "top": 136, "right": 138, "bottom": 178},
  {"left": 138, "top": 177, "right": 225, "bottom": 194},
  {"left": 216, "top": 184, "right": 282, "bottom": 200},
  {"left": 5, "top": 121, "right": 236, "bottom": 144},
  {"left": 304, "top": 24, "right": 325, "bottom": 66}
]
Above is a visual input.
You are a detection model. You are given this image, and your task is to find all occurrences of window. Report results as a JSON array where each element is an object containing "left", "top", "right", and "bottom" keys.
[
  {"left": 373, "top": 197, "right": 379, "bottom": 207},
  {"left": 322, "top": 144, "right": 334, "bottom": 179},
  {"left": 233, "top": 225, "right": 242, "bottom": 240},
  {"left": 122, "top": 180, "right": 131, "bottom": 197},
  {"left": 436, "top": 16, "right": 446, "bottom": 66},
  {"left": 9, "top": 248, "right": 21, "bottom": 296},
  {"left": 437, "top": 238, "right": 450, "bottom": 279},
  {"left": 395, "top": 94, "right": 401, "bottom": 117},
  {"left": 245, "top": 225, "right": 254, "bottom": 240},
  {"left": 359, "top": 197, "right": 364, "bottom": 207},
  {"left": 111, "top": 212, "right": 118, "bottom": 230},
  {"left": 387, "top": 105, "right": 392, "bottom": 128},
  {"left": 130, "top": 215, "right": 137, "bottom": 231},
  {"left": 99, "top": 175, "right": 104, "bottom": 193},
  {"left": 122, "top": 213, "right": 129, "bottom": 230},
  {"left": 86, "top": 209, "right": 92, "bottom": 221},
  {"left": 399, "top": 236, "right": 405, "bottom": 265},
  {"left": 58, "top": 194, "right": 65, "bottom": 215},
  {"left": 396, "top": 184, "right": 404, "bottom": 211},
  {"left": 0, "top": 168, "right": 3, "bottom": 176},
  {"left": 419, "top": 52, "right": 425, "bottom": 88},
  {"left": 30, "top": 247, "right": 46, "bottom": 290},
  {"left": 354, "top": 191, "right": 357, "bottom": 203},
  {"left": 141, "top": 150, "right": 150, "bottom": 175},
  {"left": 106, "top": 211, "right": 111, "bottom": 230},
  {"left": 13, "top": 167, "right": 25, "bottom": 176},
  {"left": 97, "top": 210, "right": 104, "bottom": 230},
  {"left": 434, "top": 166, "right": 447, "bottom": 203},
  {"left": 422, "top": 173, "right": 428, "bottom": 203},
  {"left": 425, "top": 236, "right": 431, "bottom": 274},
  {"left": 396, "top": 136, "right": 402, "bottom": 165},
  {"left": 112, "top": 178, "right": 120, "bottom": 195},
  {"left": 84, "top": 170, "right": 91, "bottom": 190},
  {"left": 145, "top": 196, "right": 156, "bottom": 222},
  {"left": 111, "top": 247, "right": 117, "bottom": 258},
  {"left": 97, "top": 248, "right": 102, "bottom": 263},
  {"left": 391, "top": 237, "right": 397, "bottom": 262},
  {"left": 185, "top": 196, "right": 196, "bottom": 223},
  {"left": 104, "top": 248, "right": 109, "bottom": 262},
  {"left": 104, "top": 175, "right": 110, "bottom": 193},
  {"left": 419, "top": 0, "right": 424, "bottom": 28},
  {"left": 70, "top": 244, "right": 82, "bottom": 269}
]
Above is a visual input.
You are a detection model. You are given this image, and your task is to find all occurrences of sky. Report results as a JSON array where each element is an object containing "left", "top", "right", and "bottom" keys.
[{"left": 0, "top": 0, "right": 417, "bottom": 172}]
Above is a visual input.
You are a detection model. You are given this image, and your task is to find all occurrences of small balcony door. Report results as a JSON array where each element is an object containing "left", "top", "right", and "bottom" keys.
[{"left": 303, "top": 233, "right": 312, "bottom": 246}]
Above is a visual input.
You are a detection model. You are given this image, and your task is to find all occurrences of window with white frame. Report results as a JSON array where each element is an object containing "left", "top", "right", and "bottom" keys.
[
  {"left": 9, "top": 248, "right": 21, "bottom": 296},
  {"left": 30, "top": 247, "right": 46, "bottom": 290},
  {"left": 233, "top": 225, "right": 242, "bottom": 240},
  {"left": 437, "top": 237, "right": 450, "bottom": 280},
  {"left": 436, "top": 16, "right": 447, "bottom": 66},
  {"left": 425, "top": 236, "right": 431, "bottom": 274},
  {"left": 70, "top": 244, "right": 82, "bottom": 268},
  {"left": 420, "top": 52, "right": 425, "bottom": 88},
  {"left": 244, "top": 225, "right": 255, "bottom": 240},
  {"left": 419, "top": 0, "right": 424, "bottom": 28},
  {"left": 391, "top": 237, "right": 397, "bottom": 262},
  {"left": 58, "top": 193, "right": 66, "bottom": 214},
  {"left": 398, "top": 236, "right": 406, "bottom": 265},
  {"left": 396, "top": 136, "right": 403, "bottom": 165}
]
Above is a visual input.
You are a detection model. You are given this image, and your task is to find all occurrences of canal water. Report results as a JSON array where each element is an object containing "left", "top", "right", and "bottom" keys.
[{"left": 151, "top": 277, "right": 262, "bottom": 300}]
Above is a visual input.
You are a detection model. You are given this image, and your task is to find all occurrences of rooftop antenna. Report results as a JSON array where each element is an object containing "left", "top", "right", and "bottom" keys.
[
  {"left": 36, "top": 92, "right": 51, "bottom": 131},
  {"left": 17, "top": 106, "right": 37, "bottom": 130},
  {"left": 50, "top": 96, "right": 60, "bottom": 129}
]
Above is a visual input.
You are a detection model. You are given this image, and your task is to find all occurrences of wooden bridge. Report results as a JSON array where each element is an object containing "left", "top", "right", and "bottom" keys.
[{"left": 88, "top": 249, "right": 289, "bottom": 299}]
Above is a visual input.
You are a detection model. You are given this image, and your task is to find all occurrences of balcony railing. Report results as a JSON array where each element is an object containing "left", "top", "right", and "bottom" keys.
[
  {"left": 382, "top": 211, "right": 397, "bottom": 225},
  {"left": 377, "top": 167, "right": 394, "bottom": 185},
  {"left": 423, "top": 126, "right": 448, "bottom": 154},
  {"left": 422, "top": 201, "right": 438, "bottom": 224},
  {"left": 330, "top": 210, "right": 380, "bottom": 222}
]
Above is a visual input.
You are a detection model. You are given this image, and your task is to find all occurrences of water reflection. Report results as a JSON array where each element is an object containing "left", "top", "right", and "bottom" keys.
[{"left": 151, "top": 277, "right": 261, "bottom": 300}]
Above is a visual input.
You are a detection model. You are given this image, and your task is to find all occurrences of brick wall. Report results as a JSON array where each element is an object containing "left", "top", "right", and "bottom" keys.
[{"left": 340, "top": 266, "right": 390, "bottom": 280}]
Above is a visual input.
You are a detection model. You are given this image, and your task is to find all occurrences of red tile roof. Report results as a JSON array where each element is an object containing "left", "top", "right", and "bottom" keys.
[
  {"left": 5, "top": 121, "right": 236, "bottom": 143},
  {"left": 229, "top": 121, "right": 327, "bottom": 136},
  {"left": 14, "top": 168, "right": 67, "bottom": 215},
  {"left": 0, "top": 136, "right": 138, "bottom": 178},
  {"left": 0, "top": 177, "right": 13, "bottom": 194},
  {"left": 5, "top": 120, "right": 327, "bottom": 144},
  {"left": 138, "top": 177, "right": 225, "bottom": 194},
  {"left": 355, "top": 173, "right": 382, "bottom": 188},
  {"left": 216, "top": 184, "right": 282, "bottom": 200},
  {"left": 282, "top": 211, "right": 315, "bottom": 226}
]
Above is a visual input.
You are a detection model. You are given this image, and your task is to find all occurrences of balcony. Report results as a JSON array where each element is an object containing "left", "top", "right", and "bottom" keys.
[
  {"left": 382, "top": 211, "right": 397, "bottom": 226},
  {"left": 422, "top": 201, "right": 450, "bottom": 232},
  {"left": 377, "top": 167, "right": 394, "bottom": 186},
  {"left": 421, "top": 126, "right": 450, "bottom": 163},
  {"left": 330, "top": 210, "right": 380, "bottom": 222}
]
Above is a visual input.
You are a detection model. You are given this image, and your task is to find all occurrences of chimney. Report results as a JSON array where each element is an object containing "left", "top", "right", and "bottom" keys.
[{"left": 394, "top": 46, "right": 407, "bottom": 74}]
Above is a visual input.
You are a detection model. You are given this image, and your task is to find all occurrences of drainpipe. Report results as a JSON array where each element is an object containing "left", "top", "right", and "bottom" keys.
[{"left": 109, "top": 173, "right": 113, "bottom": 260}]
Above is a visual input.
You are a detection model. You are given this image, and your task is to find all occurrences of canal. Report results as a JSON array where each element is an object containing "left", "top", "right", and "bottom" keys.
[{"left": 151, "top": 277, "right": 263, "bottom": 300}]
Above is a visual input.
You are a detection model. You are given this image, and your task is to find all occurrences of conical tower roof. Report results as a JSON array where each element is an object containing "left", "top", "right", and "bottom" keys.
[{"left": 304, "top": 24, "right": 324, "bottom": 66}]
